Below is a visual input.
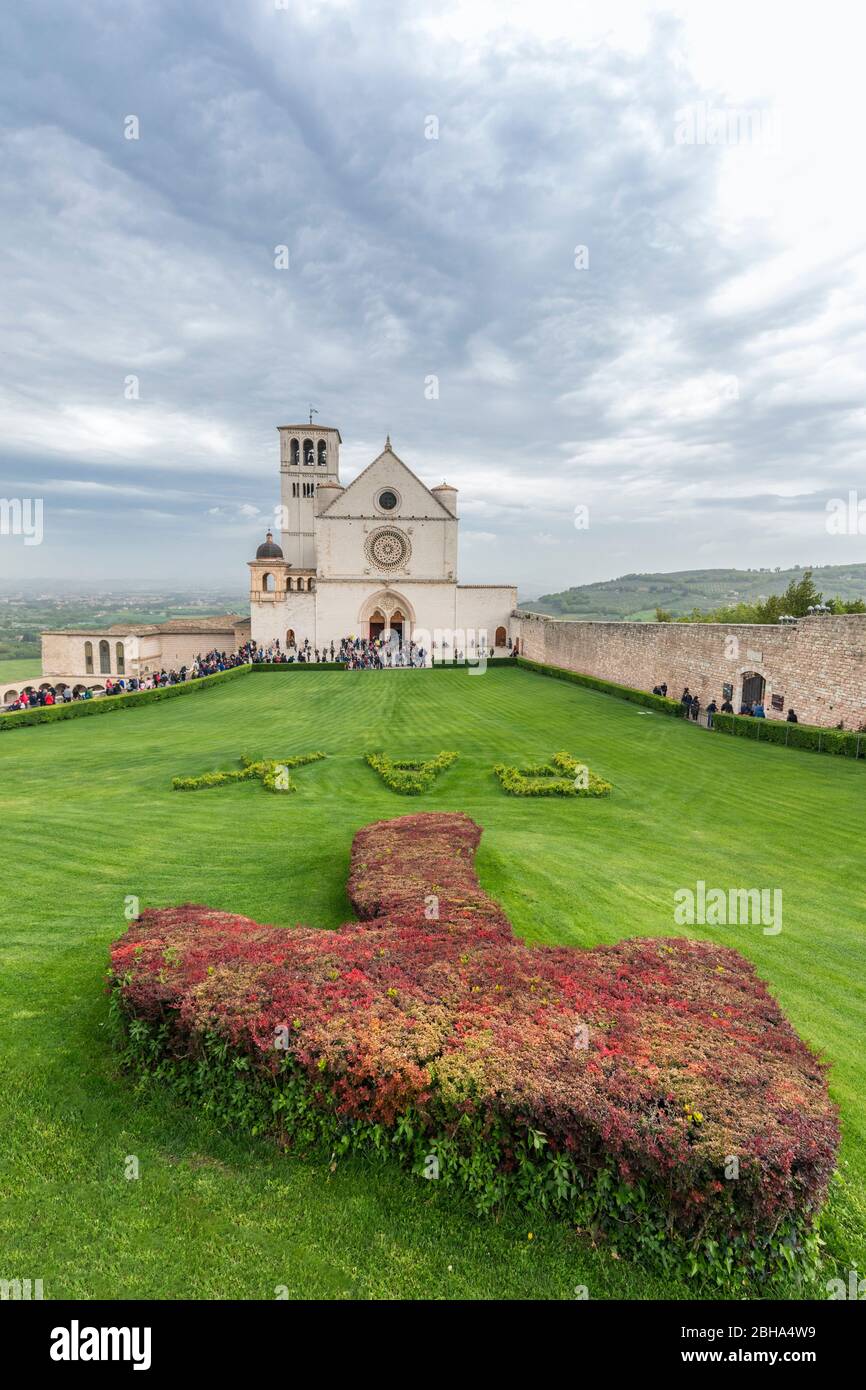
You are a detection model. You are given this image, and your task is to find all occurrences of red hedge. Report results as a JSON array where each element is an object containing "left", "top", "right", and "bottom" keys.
[{"left": 111, "top": 812, "right": 838, "bottom": 1244}]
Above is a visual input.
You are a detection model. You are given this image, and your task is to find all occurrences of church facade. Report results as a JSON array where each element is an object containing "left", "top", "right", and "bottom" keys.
[{"left": 248, "top": 423, "right": 517, "bottom": 656}]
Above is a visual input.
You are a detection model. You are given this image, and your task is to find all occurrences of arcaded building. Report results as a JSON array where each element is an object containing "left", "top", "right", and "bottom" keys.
[{"left": 33, "top": 615, "right": 249, "bottom": 698}]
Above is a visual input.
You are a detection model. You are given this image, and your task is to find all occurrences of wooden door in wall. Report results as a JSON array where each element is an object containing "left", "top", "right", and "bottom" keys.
[{"left": 741, "top": 672, "right": 766, "bottom": 706}]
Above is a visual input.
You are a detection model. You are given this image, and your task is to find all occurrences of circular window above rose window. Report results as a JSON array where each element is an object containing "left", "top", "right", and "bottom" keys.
[
  {"left": 366, "top": 528, "right": 410, "bottom": 570},
  {"left": 377, "top": 489, "right": 399, "bottom": 511}
]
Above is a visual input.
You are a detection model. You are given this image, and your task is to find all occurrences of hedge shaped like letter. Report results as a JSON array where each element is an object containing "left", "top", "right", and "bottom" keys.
[
  {"left": 493, "top": 751, "right": 611, "bottom": 797},
  {"left": 172, "top": 752, "right": 325, "bottom": 793},
  {"left": 366, "top": 750, "right": 457, "bottom": 794}
]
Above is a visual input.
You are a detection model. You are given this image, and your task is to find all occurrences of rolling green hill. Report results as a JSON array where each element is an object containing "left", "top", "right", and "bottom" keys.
[{"left": 524, "top": 563, "right": 866, "bottom": 621}]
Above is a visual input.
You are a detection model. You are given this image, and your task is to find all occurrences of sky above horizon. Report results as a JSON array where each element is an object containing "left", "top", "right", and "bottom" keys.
[{"left": 1, "top": 0, "right": 864, "bottom": 596}]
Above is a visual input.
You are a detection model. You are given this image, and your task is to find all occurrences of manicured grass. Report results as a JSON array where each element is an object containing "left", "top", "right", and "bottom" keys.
[{"left": 1, "top": 666, "right": 863, "bottom": 1300}]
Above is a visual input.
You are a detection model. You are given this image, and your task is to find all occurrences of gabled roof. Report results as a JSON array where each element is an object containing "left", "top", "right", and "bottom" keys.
[{"left": 319, "top": 443, "right": 454, "bottom": 517}]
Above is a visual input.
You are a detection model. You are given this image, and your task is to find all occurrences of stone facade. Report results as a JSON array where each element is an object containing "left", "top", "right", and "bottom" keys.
[
  {"left": 515, "top": 612, "right": 866, "bottom": 729},
  {"left": 250, "top": 427, "right": 517, "bottom": 654}
]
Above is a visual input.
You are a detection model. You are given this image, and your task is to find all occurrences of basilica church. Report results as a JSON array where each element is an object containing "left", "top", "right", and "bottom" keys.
[
  {"left": 248, "top": 423, "right": 517, "bottom": 655},
  {"left": 31, "top": 421, "right": 517, "bottom": 696}
]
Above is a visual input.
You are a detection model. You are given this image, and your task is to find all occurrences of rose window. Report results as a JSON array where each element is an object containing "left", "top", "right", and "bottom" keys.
[{"left": 366, "top": 528, "right": 410, "bottom": 570}]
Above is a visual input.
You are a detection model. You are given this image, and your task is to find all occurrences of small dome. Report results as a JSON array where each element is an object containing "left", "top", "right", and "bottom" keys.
[
  {"left": 255, "top": 530, "right": 284, "bottom": 559},
  {"left": 432, "top": 481, "right": 457, "bottom": 491}
]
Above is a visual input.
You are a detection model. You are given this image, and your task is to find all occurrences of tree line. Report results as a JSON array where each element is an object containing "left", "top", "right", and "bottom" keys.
[{"left": 655, "top": 571, "right": 866, "bottom": 624}]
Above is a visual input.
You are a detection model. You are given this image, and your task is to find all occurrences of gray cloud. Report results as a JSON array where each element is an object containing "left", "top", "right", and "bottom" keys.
[{"left": 0, "top": 1, "right": 864, "bottom": 594}]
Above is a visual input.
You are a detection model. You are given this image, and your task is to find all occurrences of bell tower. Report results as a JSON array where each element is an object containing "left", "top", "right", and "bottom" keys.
[{"left": 277, "top": 422, "right": 342, "bottom": 568}]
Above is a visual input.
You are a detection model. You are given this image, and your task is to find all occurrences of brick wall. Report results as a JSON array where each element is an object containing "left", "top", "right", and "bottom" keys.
[{"left": 516, "top": 613, "right": 866, "bottom": 729}]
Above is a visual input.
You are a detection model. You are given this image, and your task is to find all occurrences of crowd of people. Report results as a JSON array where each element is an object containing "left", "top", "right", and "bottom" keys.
[
  {"left": 250, "top": 634, "right": 433, "bottom": 668},
  {"left": 5, "top": 628, "right": 516, "bottom": 713},
  {"left": 656, "top": 683, "right": 798, "bottom": 729},
  {"left": 3, "top": 646, "right": 253, "bottom": 712},
  {"left": 340, "top": 635, "right": 427, "bottom": 668},
  {"left": 3, "top": 634, "right": 437, "bottom": 712},
  {"left": 337, "top": 635, "right": 502, "bottom": 668}
]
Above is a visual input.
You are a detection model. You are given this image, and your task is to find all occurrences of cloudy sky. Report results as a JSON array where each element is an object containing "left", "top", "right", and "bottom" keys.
[{"left": 1, "top": 0, "right": 863, "bottom": 595}]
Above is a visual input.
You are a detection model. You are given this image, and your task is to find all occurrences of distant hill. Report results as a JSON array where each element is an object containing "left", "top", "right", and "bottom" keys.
[
  {"left": 0, "top": 589, "right": 247, "bottom": 663},
  {"left": 522, "top": 564, "right": 866, "bottom": 622}
]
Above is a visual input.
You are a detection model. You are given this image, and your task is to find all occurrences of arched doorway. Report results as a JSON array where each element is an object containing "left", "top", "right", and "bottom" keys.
[
  {"left": 359, "top": 590, "right": 416, "bottom": 644},
  {"left": 741, "top": 672, "right": 766, "bottom": 707},
  {"left": 286, "top": 629, "right": 295, "bottom": 648},
  {"left": 494, "top": 625, "right": 507, "bottom": 648}
]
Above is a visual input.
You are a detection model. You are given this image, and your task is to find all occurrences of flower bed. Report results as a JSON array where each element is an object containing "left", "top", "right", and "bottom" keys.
[
  {"left": 172, "top": 752, "right": 325, "bottom": 793},
  {"left": 494, "top": 751, "right": 612, "bottom": 797},
  {"left": 366, "top": 750, "right": 457, "bottom": 793},
  {"left": 110, "top": 811, "right": 838, "bottom": 1287}
]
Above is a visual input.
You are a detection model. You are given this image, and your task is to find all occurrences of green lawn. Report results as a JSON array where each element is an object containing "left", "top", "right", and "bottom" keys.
[{"left": 1, "top": 666, "right": 863, "bottom": 1300}]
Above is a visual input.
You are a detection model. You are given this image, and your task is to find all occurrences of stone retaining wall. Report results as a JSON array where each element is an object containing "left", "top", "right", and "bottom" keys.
[{"left": 515, "top": 612, "right": 866, "bottom": 728}]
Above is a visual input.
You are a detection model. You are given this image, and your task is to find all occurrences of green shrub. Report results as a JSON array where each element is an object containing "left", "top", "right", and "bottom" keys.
[
  {"left": 172, "top": 751, "right": 325, "bottom": 793},
  {"left": 516, "top": 657, "right": 682, "bottom": 715},
  {"left": 0, "top": 664, "right": 251, "bottom": 731},
  {"left": 494, "top": 750, "right": 612, "bottom": 797},
  {"left": 712, "top": 713, "right": 865, "bottom": 758},
  {"left": 366, "top": 750, "right": 458, "bottom": 793},
  {"left": 430, "top": 656, "right": 518, "bottom": 668},
  {"left": 111, "top": 1012, "right": 824, "bottom": 1292}
]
